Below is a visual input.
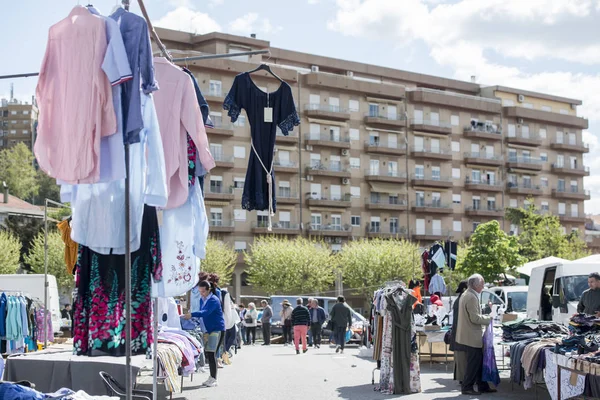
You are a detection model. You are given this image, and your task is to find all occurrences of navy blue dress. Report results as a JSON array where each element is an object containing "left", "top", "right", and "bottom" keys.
[{"left": 224, "top": 73, "right": 300, "bottom": 211}]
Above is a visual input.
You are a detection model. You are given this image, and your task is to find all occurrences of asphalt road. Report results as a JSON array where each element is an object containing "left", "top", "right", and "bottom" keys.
[{"left": 137, "top": 344, "right": 551, "bottom": 400}]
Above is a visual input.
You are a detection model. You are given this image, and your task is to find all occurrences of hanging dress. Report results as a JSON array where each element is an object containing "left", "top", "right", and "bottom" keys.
[{"left": 223, "top": 72, "right": 300, "bottom": 212}]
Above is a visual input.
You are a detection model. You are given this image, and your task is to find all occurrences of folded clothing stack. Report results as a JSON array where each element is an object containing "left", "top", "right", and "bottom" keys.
[{"left": 501, "top": 318, "right": 568, "bottom": 342}]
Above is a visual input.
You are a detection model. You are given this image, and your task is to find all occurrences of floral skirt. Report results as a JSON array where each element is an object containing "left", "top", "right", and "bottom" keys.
[{"left": 73, "top": 206, "right": 162, "bottom": 357}]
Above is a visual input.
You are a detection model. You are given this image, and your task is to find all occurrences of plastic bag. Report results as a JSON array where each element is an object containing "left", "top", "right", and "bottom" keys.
[
  {"left": 345, "top": 329, "right": 352, "bottom": 343},
  {"left": 482, "top": 320, "right": 500, "bottom": 386}
]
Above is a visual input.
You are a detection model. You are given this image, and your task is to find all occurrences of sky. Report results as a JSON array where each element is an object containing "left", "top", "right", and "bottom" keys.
[{"left": 2, "top": 0, "right": 599, "bottom": 214}]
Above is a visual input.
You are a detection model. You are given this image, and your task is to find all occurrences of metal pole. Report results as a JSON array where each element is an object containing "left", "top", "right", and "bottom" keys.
[
  {"left": 297, "top": 71, "right": 303, "bottom": 235},
  {"left": 152, "top": 299, "right": 158, "bottom": 400},
  {"left": 124, "top": 143, "right": 132, "bottom": 400},
  {"left": 404, "top": 108, "right": 410, "bottom": 240},
  {"left": 171, "top": 50, "right": 269, "bottom": 63},
  {"left": 43, "top": 199, "right": 48, "bottom": 349}
]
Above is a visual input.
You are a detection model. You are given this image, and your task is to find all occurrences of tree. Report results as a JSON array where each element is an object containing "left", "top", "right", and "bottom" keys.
[
  {"left": 0, "top": 143, "right": 39, "bottom": 200},
  {"left": 246, "top": 237, "right": 335, "bottom": 295},
  {"left": 459, "top": 220, "right": 525, "bottom": 283},
  {"left": 4, "top": 215, "right": 43, "bottom": 268},
  {"left": 24, "top": 230, "right": 73, "bottom": 298},
  {"left": 200, "top": 239, "right": 237, "bottom": 286},
  {"left": 35, "top": 170, "right": 61, "bottom": 205},
  {"left": 0, "top": 230, "right": 22, "bottom": 274},
  {"left": 506, "top": 203, "right": 590, "bottom": 262},
  {"left": 337, "top": 238, "right": 421, "bottom": 301}
]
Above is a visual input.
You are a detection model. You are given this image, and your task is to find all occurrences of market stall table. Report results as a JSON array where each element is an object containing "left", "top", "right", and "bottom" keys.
[
  {"left": 4, "top": 346, "right": 152, "bottom": 395},
  {"left": 416, "top": 329, "right": 451, "bottom": 371}
]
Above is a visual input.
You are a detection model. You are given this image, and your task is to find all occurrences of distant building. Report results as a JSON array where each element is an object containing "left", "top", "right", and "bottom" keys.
[
  {"left": 0, "top": 97, "right": 38, "bottom": 151},
  {"left": 0, "top": 184, "right": 44, "bottom": 226},
  {"left": 586, "top": 215, "right": 600, "bottom": 254}
]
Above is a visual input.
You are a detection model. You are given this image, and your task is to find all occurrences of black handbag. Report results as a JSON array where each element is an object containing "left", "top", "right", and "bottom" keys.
[
  {"left": 244, "top": 316, "right": 253, "bottom": 324},
  {"left": 443, "top": 328, "right": 452, "bottom": 345}
]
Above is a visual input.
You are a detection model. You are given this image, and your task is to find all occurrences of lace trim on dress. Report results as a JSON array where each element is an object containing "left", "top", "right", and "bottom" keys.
[
  {"left": 278, "top": 110, "right": 300, "bottom": 135},
  {"left": 223, "top": 95, "right": 240, "bottom": 123},
  {"left": 241, "top": 193, "right": 277, "bottom": 212}
]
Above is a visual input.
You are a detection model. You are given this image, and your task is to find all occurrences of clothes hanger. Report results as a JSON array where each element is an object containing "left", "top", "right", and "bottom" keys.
[
  {"left": 247, "top": 51, "right": 283, "bottom": 83},
  {"left": 110, "top": 0, "right": 122, "bottom": 14}
]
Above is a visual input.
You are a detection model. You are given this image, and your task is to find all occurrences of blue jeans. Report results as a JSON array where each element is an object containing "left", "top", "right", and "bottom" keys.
[{"left": 335, "top": 326, "right": 347, "bottom": 350}]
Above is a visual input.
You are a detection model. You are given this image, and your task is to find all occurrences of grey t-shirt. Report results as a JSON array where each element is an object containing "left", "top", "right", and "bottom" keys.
[{"left": 577, "top": 289, "right": 600, "bottom": 314}]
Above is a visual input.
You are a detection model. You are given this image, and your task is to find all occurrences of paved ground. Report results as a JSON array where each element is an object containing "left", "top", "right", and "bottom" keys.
[{"left": 137, "top": 344, "right": 551, "bottom": 400}]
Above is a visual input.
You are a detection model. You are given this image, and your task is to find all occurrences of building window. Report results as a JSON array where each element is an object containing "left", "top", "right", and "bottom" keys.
[
  {"left": 311, "top": 214, "right": 322, "bottom": 230},
  {"left": 210, "top": 208, "right": 223, "bottom": 226},
  {"left": 390, "top": 218, "right": 399, "bottom": 233},
  {"left": 369, "top": 103, "right": 379, "bottom": 117},
  {"left": 234, "top": 177, "right": 245, "bottom": 189},
  {"left": 209, "top": 177, "right": 223, "bottom": 193},
  {"left": 23, "top": 110, "right": 29, "bottom": 115},
  {"left": 540, "top": 153, "right": 548, "bottom": 162},
  {"left": 234, "top": 146, "right": 246, "bottom": 159},
  {"left": 9, "top": 130, "right": 16, "bottom": 135},
  {"left": 471, "top": 170, "right": 481, "bottom": 183},
  {"left": 415, "top": 165, "right": 424, "bottom": 179},
  {"left": 331, "top": 214, "right": 342, "bottom": 230},
  {"left": 234, "top": 115, "right": 246, "bottom": 127},
  {"left": 350, "top": 157, "right": 360, "bottom": 169},
  {"left": 541, "top": 202, "right": 549, "bottom": 212},
  {"left": 431, "top": 192, "right": 441, "bottom": 207},
  {"left": 453, "top": 220, "right": 462, "bottom": 232},
  {"left": 560, "top": 109, "right": 569, "bottom": 115},
  {"left": 487, "top": 197, "right": 496, "bottom": 210},
  {"left": 235, "top": 241, "right": 247, "bottom": 252},
  {"left": 451, "top": 141, "right": 460, "bottom": 152},
  {"left": 278, "top": 211, "right": 291, "bottom": 228},
  {"left": 472, "top": 196, "right": 481, "bottom": 210},
  {"left": 278, "top": 181, "right": 291, "bottom": 197},
  {"left": 350, "top": 186, "right": 360, "bottom": 198},
  {"left": 370, "top": 217, "right": 381, "bottom": 233},
  {"left": 557, "top": 131, "right": 564, "bottom": 144},
  {"left": 431, "top": 166, "right": 441, "bottom": 180},
  {"left": 430, "top": 112, "right": 440, "bottom": 126},
  {"left": 452, "top": 194, "right": 461, "bottom": 204},
  {"left": 510, "top": 199, "right": 518, "bottom": 208},
  {"left": 257, "top": 210, "right": 269, "bottom": 227},
  {"left": 541, "top": 177, "right": 548, "bottom": 188},
  {"left": 10, "top": 111, "right": 17, "bottom": 115},
  {"left": 369, "top": 132, "right": 380, "bottom": 145},
  {"left": 472, "top": 222, "right": 481, "bottom": 232},
  {"left": 349, "top": 128, "right": 360, "bottom": 141},
  {"left": 389, "top": 195, "right": 399, "bottom": 205},
  {"left": 416, "top": 191, "right": 425, "bottom": 206},
  {"left": 209, "top": 80, "right": 222, "bottom": 96},
  {"left": 210, "top": 111, "right": 223, "bottom": 127},
  {"left": 452, "top": 168, "right": 461, "bottom": 179},
  {"left": 539, "top": 128, "right": 547, "bottom": 139},
  {"left": 503, "top": 99, "right": 515, "bottom": 106},
  {"left": 349, "top": 99, "right": 359, "bottom": 112},
  {"left": 351, "top": 216, "right": 361, "bottom": 227},
  {"left": 557, "top": 179, "right": 565, "bottom": 191},
  {"left": 508, "top": 124, "right": 516, "bottom": 137},
  {"left": 451, "top": 115, "right": 459, "bottom": 126},
  {"left": 541, "top": 106, "right": 551, "bottom": 112},
  {"left": 523, "top": 103, "right": 534, "bottom": 109}
]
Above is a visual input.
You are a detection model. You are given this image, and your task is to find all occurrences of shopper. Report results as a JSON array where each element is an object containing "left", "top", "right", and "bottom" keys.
[
  {"left": 309, "top": 299, "right": 327, "bottom": 349},
  {"left": 280, "top": 299, "right": 293, "bottom": 346},
  {"left": 261, "top": 300, "right": 273, "bottom": 345},
  {"left": 306, "top": 297, "right": 314, "bottom": 347},
  {"left": 184, "top": 280, "right": 225, "bottom": 388},
  {"left": 456, "top": 274, "right": 496, "bottom": 395},
  {"left": 291, "top": 298, "right": 311, "bottom": 354},
  {"left": 449, "top": 280, "right": 468, "bottom": 384},
  {"left": 244, "top": 302, "right": 258, "bottom": 345},
  {"left": 577, "top": 273, "right": 600, "bottom": 316},
  {"left": 329, "top": 296, "right": 352, "bottom": 354},
  {"left": 239, "top": 304, "right": 247, "bottom": 345}
]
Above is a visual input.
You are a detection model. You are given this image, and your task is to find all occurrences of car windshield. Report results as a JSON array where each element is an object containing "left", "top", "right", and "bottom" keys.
[
  {"left": 507, "top": 292, "right": 527, "bottom": 312},
  {"left": 562, "top": 275, "right": 589, "bottom": 302}
]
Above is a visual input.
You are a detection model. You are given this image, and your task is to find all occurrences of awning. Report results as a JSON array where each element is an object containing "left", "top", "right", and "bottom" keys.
[
  {"left": 307, "top": 117, "right": 348, "bottom": 127},
  {"left": 368, "top": 181, "right": 402, "bottom": 194}
]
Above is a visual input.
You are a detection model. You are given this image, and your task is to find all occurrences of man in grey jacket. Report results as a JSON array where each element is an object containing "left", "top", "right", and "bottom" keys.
[
  {"left": 456, "top": 274, "right": 496, "bottom": 395},
  {"left": 329, "top": 296, "right": 353, "bottom": 354},
  {"left": 260, "top": 300, "right": 273, "bottom": 346}
]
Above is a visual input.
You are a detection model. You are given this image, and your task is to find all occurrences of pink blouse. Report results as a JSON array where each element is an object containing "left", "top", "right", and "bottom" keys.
[
  {"left": 34, "top": 6, "right": 116, "bottom": 183},
  {"left": 153, "top": 57, "right": 215, "bottom": 209}
]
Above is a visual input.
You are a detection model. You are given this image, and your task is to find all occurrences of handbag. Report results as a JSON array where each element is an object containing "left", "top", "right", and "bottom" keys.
[
  {"left": 443, "top": 328, "right": 452, "bottom": 345},
  {"left": 244, "top": 315, "right": 253, "bottom": 324}
]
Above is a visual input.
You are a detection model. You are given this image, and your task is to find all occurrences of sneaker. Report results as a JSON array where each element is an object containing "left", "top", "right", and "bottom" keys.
[
  {"left": 203, "top": 377, "right": 218, "bottom": 387},
  {"left": 336, "top": 346, "right": 340, "bottom": 353},
  {"left": 340, "top": 349, "right": 344, "bottom": 354},
  {"left": 296, "top": 350, "right": 300, "bottom": 355},
  {"left": 316, "top": 345, "right": 320, "bottom": 349},
  {"left": 303, "top": 349, "right": 308, "bottom": 354},
  {"left": 217, "top": 360, "right": 224, "bottom": 369},
  {"left": 284, "top": 343, "right": 288, "bottom": 347}
]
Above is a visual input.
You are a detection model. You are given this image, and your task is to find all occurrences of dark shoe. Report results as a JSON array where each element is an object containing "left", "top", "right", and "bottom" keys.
[
  {"left": 296, "top": 350, "right": 300, "bottom": 354},
  {"left": 462, "top": 390, "right": 481, "bottom": 395},
  {"left": 303, "top": 349, "right": 308, "bottom": 353},
  {"left": 309, "top": 344, "right": 313, "bottom": 347},
  {"left": 335, "top": 346, "right": 340, "bottom": 353},
  {"left": 480, "top": 388, "right": 497, "bottom": 393}
]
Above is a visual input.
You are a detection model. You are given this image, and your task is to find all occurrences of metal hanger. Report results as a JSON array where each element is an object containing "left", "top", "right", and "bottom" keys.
[{"left": 247, "top": 51, "right": 283, "bottom": 83}]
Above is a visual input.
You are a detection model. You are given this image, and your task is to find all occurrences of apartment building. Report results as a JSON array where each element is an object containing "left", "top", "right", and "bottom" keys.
[
  {"left": 155, "top": 28, "right": 589, "bottom": 299},
  {"left": 0, "top": 98, "right": 38, "bottom": 151}
]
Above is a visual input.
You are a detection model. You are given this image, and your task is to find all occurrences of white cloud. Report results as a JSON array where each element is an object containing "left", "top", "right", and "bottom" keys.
[
  {"left": 154, "top": 7, "right": 221, "bottom": 34},
  {"left": 228, "top": 13, "right": 282, "bottom": 36}
]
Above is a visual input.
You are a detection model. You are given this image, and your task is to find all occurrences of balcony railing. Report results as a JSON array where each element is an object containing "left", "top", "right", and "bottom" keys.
[
  {"left": 252, "top": 222, "right": 299, "bottom": 230},
  {"left": 364, "top": 140, "right": 407, "bottom": 151},
  {"left": 277, "top": 191, "right": 299, "bottom": 199},
  {"left": 411, "top": 174, "right": 452, "bottom": 182},
  {"left": 506, "top": 182, "right": 542, "bottom": 190},
  {"left": 367, "top": 226, "right": 408, "bottom": 235},
  {"left": 212, "top": 153, "right": 234, "bottom": 163},
  {"left": 554, "top": 187, "right": 590, "bottom": 196},
  {"left": 508, "top": 156, "right": 543, "bottom": 165},
  {"left": 464, "top": 124, "right": 502, "bottom": 134},
  {"left": 412, "top": 147, "right": 451, "bottom": 155},
  {"left": 465, "top": 206, "right": 503, "bottom": 213},
  {"left": 412, "top": 201, "right": 451, "bottom": 209},
  {"left": 305, "top": 194, "right": 352, "bottom": 202},
  {"left": 507, "top": 131, "right": 541, "bottom": 141},
  {"left": 208, "top": 220, "right": 234, "bottom": 227},
  {"left": 551, "top": 163, "right": 590, "bottom": 173},
  {"left": 305, "top": 162, "right": 347, "bottom": 173},
  {"left": 310, "top": 224, "right": 352, "bottom": 233},
  {"left": 364, "top": 169, "right": 407, "bottom": 179},
  {"left": 366, "top": 198, "right": 408, "bottom": 206},
  {"left": 410, "top": 119, "right": 452, "bottom": 129},
  {"left": 274, "top": 160, "right": 298, "bottom": 168},
  {"left": 412, "top": 229, "right": 452, "bottom": 237},
  {"left": 207, "top": 186, "right": 235, "bottom": 195},
  {"left": 210, "top": 121, "right": 234, "bottom": 130},
  {"left": 365, "top": 112, "right": 407, "bottom": 121},
  {"left": 304, "top": 133, "right": 351, "bottom": 144},
  {"left": 465, "top": 178, "right": 500, "bottom": 186},
  {"left": 464, "top": 152, "right": 502, "bottom": 161},
  {"left": 207, "top": 89, "right": 224, "bottom": 97},
  {"left": 305, "top": 103, "right": 349, "bottom": 114}
]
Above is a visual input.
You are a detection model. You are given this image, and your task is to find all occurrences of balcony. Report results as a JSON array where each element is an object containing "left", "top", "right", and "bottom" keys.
[
  {"left": 504, "top": 106, "right": 589, "bottom": 130},
  {"left": 506, "top": 131, "right": 542, "bottom": 147},
  {"left": 464, "top": 178, "right": 503, "bottom": 192},
  {"left": 304, "top": 104, "right": 351, "bottom": 121},
  {"left": 304, "top": 72, "right": 405, "bottom": 100},
  {"left": 550, "top": 142, "right": 590, "bottom": 153},
  {"left": 208, "top": 220, "right": 235, "bottom": 233},
  {"left": 411, "top": 147, "right": 452, "bottom": 161},
  {"left": 364, "top": 112, "right": 407, "bottom": 129},
  {"left": 550, "top": 163, "right": 590, "bottom": 176},
  {"left": 305, "top": 133, "right": 351, "bottom": 149},
  {"left": 408, "top": 88, "right": 502, "bottom": 113},
  {"left": 412, "top": 229, "right": 452, "bottom": 241},
  {"left": 308, "top": 224, "right": 353, "bottom": 237},
  {"left": 305, "top": 194, "right": 352, "bottom": 208},
  {"left": 552, "top": 188, "right": 591, "bottom": 201},
  {"left": 506, "top": 156, "right": 543, "bottom": 172},
  {"left": 506, "top": 183, "right": 543, "bottom": 196},
  {"left": 364, "top": 140, "right": 407, "bottom": 156},
  {"left": 411, "top": 174, "right": 453, "bottom": 189},
  {"left": 558, "top": 213, "right": 586, "bottom": 224},
  {"left": 204, "top": 90, "right": 225, "bottom": 104},
  {"left": 276, "top": 131, "right": 299, "bottom": 144},
  {"left": 366, "top": 226, "right": 408, "bottom": 239},
  {"left": 274, "top": 161, "right": 299, "bottom": 174},
  {"left": 465, "top": 206, "right": 504, "bottom": 217},
  {"left": 463, "top": 124, "right": 503, "bottom": 141},
  {"left": 305, "top": 163, "right": 351, "bottom": 179},
  {"left": 276, "top": 191, "right": 300, "bottom": 205},
  {"left": 411, "top": 201, "right": 453, "bottom": 214},
  {"left": 251, "top": 222, "right": 300, "bottom": 235},
  {"left": 410, "top": 119, "right": 452, "bottom": 135},
  {"left": 206, "top": 122, "right": 234, "bottom": 137},
  {"left": 213, "top": 153, "right": 234, "bottom": 168},
  {"left": 365, "top": 198, "right": 408, "bottom": 211},
  {"left": 204, "top": 186, "right": 235, "bottom": 201},
  {"left": 463, "top": 152, "right": 503, "bottom": 167},
  {"left": 364, "top": 169, "right": 407, "bottom": 184}
]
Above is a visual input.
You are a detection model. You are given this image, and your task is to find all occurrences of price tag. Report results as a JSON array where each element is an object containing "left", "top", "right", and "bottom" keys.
[{"left": 264, "top": 107, "right": 273, "bottom": 123}]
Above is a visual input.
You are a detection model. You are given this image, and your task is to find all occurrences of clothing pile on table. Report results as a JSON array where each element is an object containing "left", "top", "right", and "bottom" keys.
[
  {"left": 371, "top": 284, "right": 421, "bottom": 395},
  {"left": 0, "top": 293, "right": 45, "bottom": 355},
  {"left": 501, "top": 319, "right": 568, "bottom": 342},
  {"left": 156, "top": 329, "right": 204, "bottom": 393},
  {"left": 509, "top": 337, "right": 563, "bottom": 389},
  {"left": 0, "top": 382, "right": 116, "bottom": 400},
  {"left": 569, "top": 313, "right": 600, "bottom": 335}
]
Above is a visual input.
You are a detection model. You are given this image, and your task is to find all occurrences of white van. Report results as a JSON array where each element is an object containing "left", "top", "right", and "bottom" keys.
[
  {"left": 0, "top": 274, "right": 62, "bottom": 334},
  {"left": 526, "top": 256, "right": 600, "bottom": 326}
]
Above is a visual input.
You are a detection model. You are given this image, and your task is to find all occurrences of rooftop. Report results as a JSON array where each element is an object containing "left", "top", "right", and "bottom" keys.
[{"left": 0, "top": 193, "right": 44, "bottom": 217}]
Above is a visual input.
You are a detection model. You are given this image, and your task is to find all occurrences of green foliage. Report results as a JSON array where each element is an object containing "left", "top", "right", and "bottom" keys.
[
  {"left": 200, "top": 239, "right": 237, "bottom": 286},
  {"left": 459, "top": 220, "right": 525, "bottom": 283},
  {"left": 246, "top": 237, "right": 335, "bottom": 295},
  {"left": 0, "top": 230, "right": 22, "bottom": 274},
  {"left": 0, "top": 143, "right": 39, "bottom": 200},
  {"left": 507, "top": 202, "right": 590, "bottom": 262},
  {"left": 24, "top": 230, "right": 73, "bottom": 297},
  {"left": 4, "top": 215, "right": 43, "bottom": 268},
  {"left": 337, "top": 238, "right": 421, "bottom": 300},
  {"left": 35, "top": 170, "right": 61, "bottom": 205},
  {"left": 48, "top": 206, "right": 71, "bottom": 222}
]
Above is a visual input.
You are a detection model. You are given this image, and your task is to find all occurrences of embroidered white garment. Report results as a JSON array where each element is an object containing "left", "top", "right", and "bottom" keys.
[
  {"left": 152, "top": 183, "right": 208, "bottom": 298},
  {"left": 157, "top": 297, "right": 182, "bottom": 330}
]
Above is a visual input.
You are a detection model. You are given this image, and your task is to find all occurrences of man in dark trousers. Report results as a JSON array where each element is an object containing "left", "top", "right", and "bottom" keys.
[
  {"left": 260, "top": 300, "right": 273, "bottom": 346},
  {"left": 456, "top": 274, "right": 496, "bottom": 395},
  {"left": 291, "top": 298, "right": 311, "bottom": 354},
  {"left": 329, "top": 296, "right": 352, "bottom": 354},
  {"left": 309, "top": 299, "right": 327, "bottom": 349}
]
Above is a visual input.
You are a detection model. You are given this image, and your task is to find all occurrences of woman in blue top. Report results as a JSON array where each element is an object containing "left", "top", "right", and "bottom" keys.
[{"left": 184, "top": 280, "right": 225, "bottom": 387}]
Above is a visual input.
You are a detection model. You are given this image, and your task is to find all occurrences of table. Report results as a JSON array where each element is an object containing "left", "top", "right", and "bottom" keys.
[
  {"left": 417, "top": 330, "right": 451, "bottom": 371},
  {"left": 4, "top": 346, "right": 152, "bottom": 395}
]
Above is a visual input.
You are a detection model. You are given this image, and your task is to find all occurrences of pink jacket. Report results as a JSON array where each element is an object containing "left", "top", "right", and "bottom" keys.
[
  {"left": 35, "top": 6, "right": 116, "bottom": 182},
  {"left": 153, "top": 57, "right": 215, "bottom": 209}
]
